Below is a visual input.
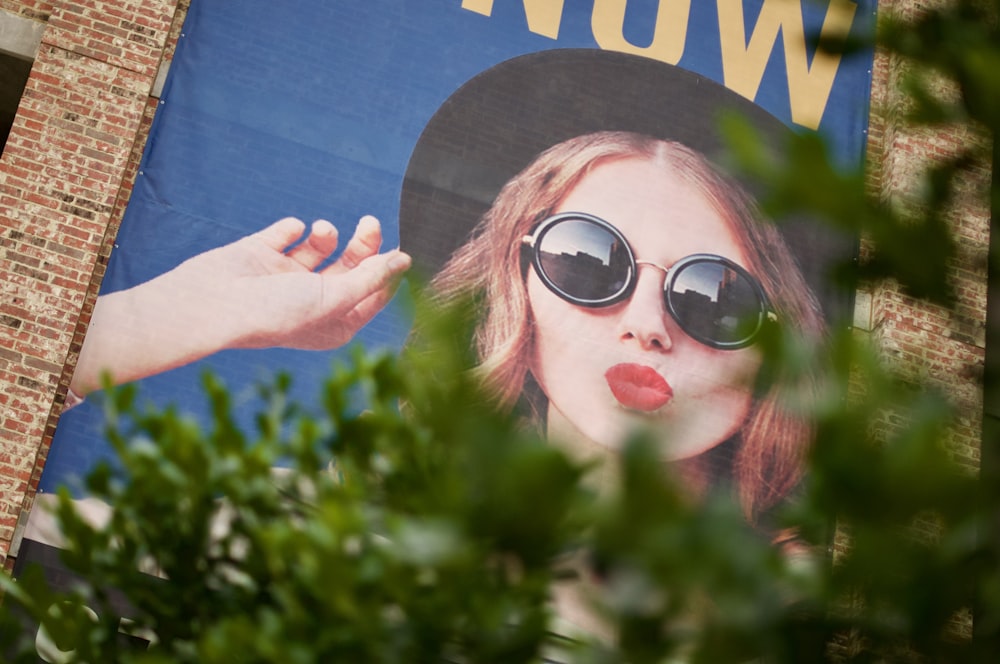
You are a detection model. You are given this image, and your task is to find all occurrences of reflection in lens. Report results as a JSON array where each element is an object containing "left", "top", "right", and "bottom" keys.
[
  {"left": 670, "top": 261, "right": 762, "bottom": 345},
  {"left": 538, "top": 218, "right": 631, "bottom": 302}
]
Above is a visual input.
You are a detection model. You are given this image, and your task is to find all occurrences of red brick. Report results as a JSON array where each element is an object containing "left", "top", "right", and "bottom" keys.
[{"left": 0, "top": 0, "right": 183, "bottom": 563}]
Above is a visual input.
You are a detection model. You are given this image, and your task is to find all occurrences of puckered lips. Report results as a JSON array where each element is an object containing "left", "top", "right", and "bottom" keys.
[{"left": 604, "top": 363, "right": 673, "bottom": 412}]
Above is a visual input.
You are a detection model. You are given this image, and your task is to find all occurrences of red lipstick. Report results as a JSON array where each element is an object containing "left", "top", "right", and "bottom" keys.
[{"left": 605, "top": 363, "right": 673, "bottom": 411}]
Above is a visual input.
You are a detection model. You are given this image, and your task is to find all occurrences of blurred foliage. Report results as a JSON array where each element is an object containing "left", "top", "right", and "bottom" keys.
[{"left": 3, "top": 0, "right": 1000, "bottom": 662}]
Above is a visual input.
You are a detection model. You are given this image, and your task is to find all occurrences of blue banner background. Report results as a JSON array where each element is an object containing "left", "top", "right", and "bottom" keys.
[{"left": 42, "top": 0, "right": 877, "bottom": 494}]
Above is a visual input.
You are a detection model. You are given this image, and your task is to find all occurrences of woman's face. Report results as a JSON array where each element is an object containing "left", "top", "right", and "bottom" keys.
[{"left": 527, "top": 156, "right": 764, "bottom": 461}]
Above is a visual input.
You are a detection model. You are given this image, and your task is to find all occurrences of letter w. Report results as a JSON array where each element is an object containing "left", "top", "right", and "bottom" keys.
[{"left": 718, "top": 0, "right": 857, "bottom": 129}]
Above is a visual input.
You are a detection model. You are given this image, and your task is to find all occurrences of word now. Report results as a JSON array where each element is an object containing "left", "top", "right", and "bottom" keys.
[{"left": 461, "top": 0, "right": 859, "bottom": 130}]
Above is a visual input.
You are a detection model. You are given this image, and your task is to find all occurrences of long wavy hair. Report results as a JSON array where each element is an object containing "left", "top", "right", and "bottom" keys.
[{"left": 430, "top": 131, "right": 825, "bottom": 524}]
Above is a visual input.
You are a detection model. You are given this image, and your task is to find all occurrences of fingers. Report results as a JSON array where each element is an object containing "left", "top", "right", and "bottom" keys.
[
  {"left": 326, "top": 215, "right": 383, "bottom": 275},
  {"left": 285, "top": 219, "right": 340, "bottom": 270},
  {"left": 252, "top": 217, "right": 308, "bottom": 251},
  {"left": 253, "top": 216, "right": 388, "bottom": 274}
]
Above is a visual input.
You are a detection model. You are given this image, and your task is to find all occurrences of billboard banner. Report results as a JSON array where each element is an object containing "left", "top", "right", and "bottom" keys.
[{"left": 17, "top": 0, "right": 877, "bottom": 653}]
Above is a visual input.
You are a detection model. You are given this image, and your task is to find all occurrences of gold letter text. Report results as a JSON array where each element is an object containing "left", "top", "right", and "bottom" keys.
[
  {"left": 718, "top": 0, "right": 857, "bottom": 129},
  {"left": 591, "top": 0, "right": 692, "bottom": 65},
  {"left": 461, "top": 0, "right": 565, "bottom": 39}
]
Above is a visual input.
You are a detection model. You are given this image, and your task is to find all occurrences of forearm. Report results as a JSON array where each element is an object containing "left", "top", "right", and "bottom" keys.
[{"left": 70, "top": 270, "right": 234, "bottom": 396}]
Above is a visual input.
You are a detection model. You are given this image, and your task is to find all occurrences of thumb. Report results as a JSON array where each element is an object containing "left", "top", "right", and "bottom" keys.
[{"left": 330, "top": 249, "right": 412, "bottom": 305}]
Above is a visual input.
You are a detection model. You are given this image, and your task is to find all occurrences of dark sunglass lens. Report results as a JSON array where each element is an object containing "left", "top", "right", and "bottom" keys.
[
  {"left": 537, "top": 218, "right": 631, "bottom": 302},
  {"left": 669, "top": 261, "right": 764, "bottom": 345}
]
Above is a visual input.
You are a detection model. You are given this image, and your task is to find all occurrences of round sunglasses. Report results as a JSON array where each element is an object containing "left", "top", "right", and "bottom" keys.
[{"left": 521, "top": 213, "right": 776, "bottom": 350}]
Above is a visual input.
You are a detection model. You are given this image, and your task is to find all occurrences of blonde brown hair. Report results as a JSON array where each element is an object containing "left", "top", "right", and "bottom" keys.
[{"left": 430, "top": 131, "right": 825, "bottom": 523}]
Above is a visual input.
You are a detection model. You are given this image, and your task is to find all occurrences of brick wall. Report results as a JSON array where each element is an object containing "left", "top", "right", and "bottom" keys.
[
  {"left": 837, "top": 0, "right": 991, "bottom": 640},
  {"left": 858, "top": 0, "right": 990, "bottom": 472},
  {"left": 0, "top": 0, "right": 183, "bottom": 562},
  {"left": 0, "top": 1, "right": 53, "bottom": 21}
]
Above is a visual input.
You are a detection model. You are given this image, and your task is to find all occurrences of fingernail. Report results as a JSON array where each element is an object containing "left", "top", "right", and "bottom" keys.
[{"left": 388, "top": 251, "right": 411, "bottom": 271}]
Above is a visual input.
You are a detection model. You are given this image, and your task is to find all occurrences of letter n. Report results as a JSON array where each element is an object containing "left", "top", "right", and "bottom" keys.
[{"left": 461, "top": 0, "right": 565, "bottom": 39}]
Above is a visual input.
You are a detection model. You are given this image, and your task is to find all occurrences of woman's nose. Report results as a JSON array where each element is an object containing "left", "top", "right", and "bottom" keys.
[{"left": 617, "top": 269, "right": 674, "bottom": 351}]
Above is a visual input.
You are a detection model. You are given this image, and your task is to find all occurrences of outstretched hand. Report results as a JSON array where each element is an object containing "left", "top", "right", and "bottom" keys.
[
  {"left": 71, "top": 216, "right": 411, "bottom": 397},
  {"left": 182, "top": 215, "right": 411, "bottom": 350}
]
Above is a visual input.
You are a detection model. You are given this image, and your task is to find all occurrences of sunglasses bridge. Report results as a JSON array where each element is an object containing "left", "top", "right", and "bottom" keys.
[{"left": 634, "top": 258, "right": 671, "bottom": 274}]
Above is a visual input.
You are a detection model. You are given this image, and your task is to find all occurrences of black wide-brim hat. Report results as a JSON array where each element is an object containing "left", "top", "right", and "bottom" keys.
[{"left": 399, "top": 49, "right": 852, "bottom": 323}]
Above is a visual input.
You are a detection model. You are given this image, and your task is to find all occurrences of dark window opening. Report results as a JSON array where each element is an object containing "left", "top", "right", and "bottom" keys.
[{"left": 0, "top": 51, "right": 32, "bottom": 156}]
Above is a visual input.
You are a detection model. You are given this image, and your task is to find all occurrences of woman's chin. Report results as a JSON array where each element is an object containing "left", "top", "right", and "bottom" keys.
[
  {"left": 547, "top": 401, "right": 727, "bottom": 463},
  {"left": 592, "top": 414, "right": 726, "bottom": 463}
]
